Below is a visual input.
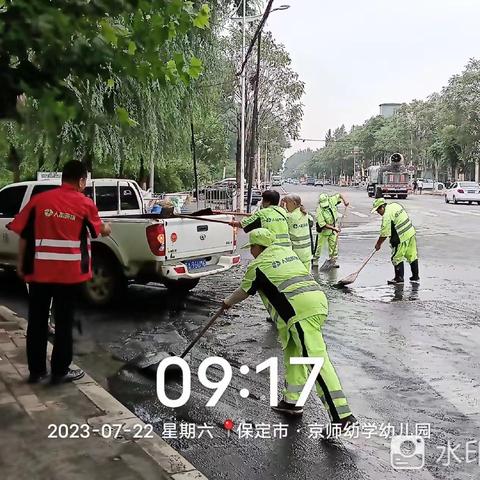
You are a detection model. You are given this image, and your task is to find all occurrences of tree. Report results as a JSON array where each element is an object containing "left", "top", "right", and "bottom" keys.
[{"left": 0, "top": 0, "right": 210, "bottom": 125}]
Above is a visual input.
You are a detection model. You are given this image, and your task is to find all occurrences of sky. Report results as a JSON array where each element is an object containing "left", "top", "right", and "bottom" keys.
[{"left": 265, "top": 0, "right": 480, "bottom": 158}]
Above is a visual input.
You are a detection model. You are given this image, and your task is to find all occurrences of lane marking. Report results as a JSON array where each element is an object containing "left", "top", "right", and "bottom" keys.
[
  {"left": 351, "top": 211, "right": 368, "bottom": 218},
  {"left": 443, "top": 210, "right": 460, "bottom": 216},
  {"left": 463, "top": 210, "right": 480, "bottom": 216},
  {"left": 424, "top": 212, "right": 438, "bottom": 217}
]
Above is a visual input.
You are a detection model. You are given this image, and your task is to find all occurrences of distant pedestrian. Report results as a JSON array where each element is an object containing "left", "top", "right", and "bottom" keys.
[
  {"left": 417, "top": 180, "right": 423, "bottom": 195},
  {"left": 412, "top": 179, "right": 418, "bottom": 194},
  {"left": 7, "top": 161, "right": 111, "bottom": 384}
]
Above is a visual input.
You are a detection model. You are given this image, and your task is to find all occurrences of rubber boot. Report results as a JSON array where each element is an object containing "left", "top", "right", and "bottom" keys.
[
  {"left": 409, "top": 260, "right": 420, "bottom": 282},
  {"left": 387, "top": 263, "right": 404, "bottom": 285}
]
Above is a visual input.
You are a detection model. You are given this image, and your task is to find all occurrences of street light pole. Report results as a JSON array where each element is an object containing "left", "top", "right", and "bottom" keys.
[
  {"left": 235, "top": 3, "right": 290, "bottom": 212},
  {"left": 238, "top": 0, "right": 246, "bottom": 212}
]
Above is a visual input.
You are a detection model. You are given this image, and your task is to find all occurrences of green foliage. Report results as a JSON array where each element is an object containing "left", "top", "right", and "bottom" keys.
[
  {"left": 308, "top": 58, "right": 480, "bottom": 181},
  {"left": 0, "top": 0, "right": 209, "bottom": 124},
  {"left": 283, "top": 149, "right": 314, "bottom": 178}
]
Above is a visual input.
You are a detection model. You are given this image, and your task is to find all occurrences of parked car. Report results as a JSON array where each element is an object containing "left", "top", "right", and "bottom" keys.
[
  {"left": 0, "top": 179, "right": 240, "bottom": 306},
  {"left": 314, "top": 179, "right": 323, "bottom": 187},
  {"left": 417, "top": 178, "right": 445, "bottom": 191},
  {"left": 244, "top": 188, "right": 262, "bottom": 205},
  {"left": 445, "top": 181, "right": 480, "bottom": 204}
]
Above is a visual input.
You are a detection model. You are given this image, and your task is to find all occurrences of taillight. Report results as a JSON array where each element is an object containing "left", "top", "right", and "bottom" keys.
[
  {"left": 232, "top": 255, "right": 240, "bottom": 265},
  {"left": 458, "top": 189, "right": 464, "bottom": 193},
  {"left": 146, "top": 224, "right": 166, "bottom": 256},
  {"left": 174, "top": 266, "right": 186, "bottom": 274}
]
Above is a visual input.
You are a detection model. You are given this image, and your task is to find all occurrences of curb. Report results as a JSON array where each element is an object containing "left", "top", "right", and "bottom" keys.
[{"left": 0, "top": 305, "right": 208, "bottom": 480}]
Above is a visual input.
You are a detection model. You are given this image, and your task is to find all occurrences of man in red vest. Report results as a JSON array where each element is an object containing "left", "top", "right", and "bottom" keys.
[{"left": 8, "top": 161, "right": 111, "bottom": 384}]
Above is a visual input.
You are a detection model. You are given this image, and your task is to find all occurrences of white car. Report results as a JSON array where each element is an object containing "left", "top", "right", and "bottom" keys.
[
  {"left": 0, "top": 179, "right": 239, "bottom": 306},
  {"left": 445, "top": 181, "right": 480, "bottom": 205}
]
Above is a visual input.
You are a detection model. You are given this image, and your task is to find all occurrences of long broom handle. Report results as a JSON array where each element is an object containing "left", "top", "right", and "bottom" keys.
[
  {"left": 173, "top": 214, "right": 233, "bottom": 225},
  {"left": 179, "top": 307, "right": 225, "bottom": 359},
  {"left": 213, "top": 210, "right": 251, "bottom": 217},
  {"left": 356, "top": 250, "right": 376, "bottom": 274}
]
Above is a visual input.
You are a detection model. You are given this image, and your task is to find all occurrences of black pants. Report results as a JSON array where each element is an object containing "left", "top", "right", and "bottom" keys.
[{"left": 27, "top": 283, "right": 79, "bottom": 376}]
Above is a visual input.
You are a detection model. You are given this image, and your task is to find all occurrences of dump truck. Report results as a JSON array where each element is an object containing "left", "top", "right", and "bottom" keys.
[{"left": 367, "top": 153, "right": 409, "bottom": 199}]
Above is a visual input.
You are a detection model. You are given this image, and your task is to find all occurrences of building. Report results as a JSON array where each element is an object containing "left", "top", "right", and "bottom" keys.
[{"left": 379, "top": 103, "right": 402, "bottom": 118}]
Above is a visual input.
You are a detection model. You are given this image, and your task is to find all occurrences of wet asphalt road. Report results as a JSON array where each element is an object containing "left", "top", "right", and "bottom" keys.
[{"left": 1, "top": 186, "right": 480, "bottom": 480}]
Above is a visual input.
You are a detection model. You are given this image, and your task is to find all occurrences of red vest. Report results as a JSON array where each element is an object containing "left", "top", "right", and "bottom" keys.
[{"left": 8, "top": 184, "right": 102, "bottom": 284}]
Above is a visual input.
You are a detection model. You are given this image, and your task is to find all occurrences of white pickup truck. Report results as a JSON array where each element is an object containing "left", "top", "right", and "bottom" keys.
[{"left": 0, "top": 179, "right": 240, "bottom": 306}]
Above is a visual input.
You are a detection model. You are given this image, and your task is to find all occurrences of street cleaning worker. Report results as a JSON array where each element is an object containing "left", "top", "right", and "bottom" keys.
[
  {"left": 281, "top": 194, "right": 313, "bottom": 272},
  {"left": 222, "top": 228, "right": 357, "bottom": 432},
  {"left": 371, "top": 198, "right": 419, "bottom": 284},
  {"left": 231, "top": 190, "right": 290, "bottom": 247},
  {"left": 313, "top": 192, "right": 349, "bottom": 267}
]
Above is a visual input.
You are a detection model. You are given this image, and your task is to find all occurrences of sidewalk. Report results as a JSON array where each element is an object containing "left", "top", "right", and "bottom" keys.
[{"left": 0, "top": 305, "right": 207, "bottom": 480}]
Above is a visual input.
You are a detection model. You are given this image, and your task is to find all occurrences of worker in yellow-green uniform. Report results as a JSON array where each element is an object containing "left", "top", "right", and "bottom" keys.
[
  {"left": 313, "top": 192, "right": 349, "bottom": 267},
  {"left": 222, "top": 228, "right": 357, "bottom": 432},
  {"left": 231, "top": 190, "right": 290, "bottom": 247},
  {"left": 281, "top": 194, "right": 313, "bottom": 272},
  {"left": 371, "top": 198, "right": 419, "bottom": 284}
]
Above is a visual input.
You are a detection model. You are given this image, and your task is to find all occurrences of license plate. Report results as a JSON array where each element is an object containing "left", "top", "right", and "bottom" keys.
[
  {"left": 185, "top": 259, "right": 207, "bottom": 271},
  {"left": 467, "top": 190, "right": 475, "bottom": 193}
]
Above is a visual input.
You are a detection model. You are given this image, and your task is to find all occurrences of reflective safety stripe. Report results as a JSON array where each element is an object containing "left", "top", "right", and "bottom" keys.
[
  {"left": 329, "top": 390, "right": 346, "bottom": 400},
  {"left": 35, "top": 239, "right": 81, "bottom": 248},
  {"left": 285, "top": 284, "right": 321, "bottom": 299},
  {"left": 396, "top": 218, "right": 410, "bottom": 230},
  {"left": 276, "top": 242, "right": 292, "bottom": 247},
  {"left": 35, "top": 252, "right": 82, "bottom": 261},
  {"left": 276, "top": 233, "right": 290, "bottom": 239},
  {"left": 292, "top": 241, "right": 312, "bottom": 250},
  {"left": 335, "top": 404, "right": 352, "bottom": 415},
  {"left": 278, "top": 275, "right": 313, "bottom": 291},
  {"left": 397, "top": 222, "right": 413, "bottom": 236},
  {"left": 290, "top": 234, "right": 311, "bottom": 242},
  {"left": 285, "top": 383, "right": 304, "bottom": 393}
]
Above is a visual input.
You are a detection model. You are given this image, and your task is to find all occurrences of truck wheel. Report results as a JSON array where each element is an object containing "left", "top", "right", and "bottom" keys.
[
  {"left": 163, "top": 278, "right": 200, "bottom": 293},
  {"left": 83, "top": 253, "right": 126, "bottom": 307},
  {"left": 398, "top": 195, "right": 407, "bottom": 199},
  {"left": 453, "top": 196, "right": 458, "bottom": 204}
]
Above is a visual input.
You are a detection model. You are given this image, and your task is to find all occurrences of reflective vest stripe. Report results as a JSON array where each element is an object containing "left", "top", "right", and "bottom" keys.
[
  {"left": 397, "top": 224, "right": 413, "bottom": 237},
  {"left": 277, "top": 242, "right": 291, "bottom": 247},
  {"left": 293, "top": 241, "right": 312, "bottom": 250},
  {"left": 35, "top": 252, "right": 82, "bottom": 261},
  {"left": 396, "top": 218, "right": 410, "bottom": 230},
  {"left": 290, "top": 234, "right": 311, "bottom": 242},
  {"left": 276, "top": 233, "right": 290, "bottom": 239},
  {"left": 278, "top": 275, "right": 314, "bottom": 291},
  {"left": 285, "top": 284, "right": 321, "bottom": 299},
  {"left": 35, "top": 239, "right": 81, "bottom": 248}
]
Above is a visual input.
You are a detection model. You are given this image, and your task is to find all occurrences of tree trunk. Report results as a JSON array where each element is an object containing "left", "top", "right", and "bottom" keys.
[
  {"left": 8, "top": 144, "right": 21, "bottom": 183},
  {"left": 246, "top": 32, "right": 261, "bottom": 213}
]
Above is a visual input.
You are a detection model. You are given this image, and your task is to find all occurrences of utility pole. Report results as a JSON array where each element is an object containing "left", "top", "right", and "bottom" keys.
[
  {"left": 247, "top": 31, "right": 261, "bottom": 212},
  {"left": 238, "top": 0, "right": 247, "bottom": 212}
]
